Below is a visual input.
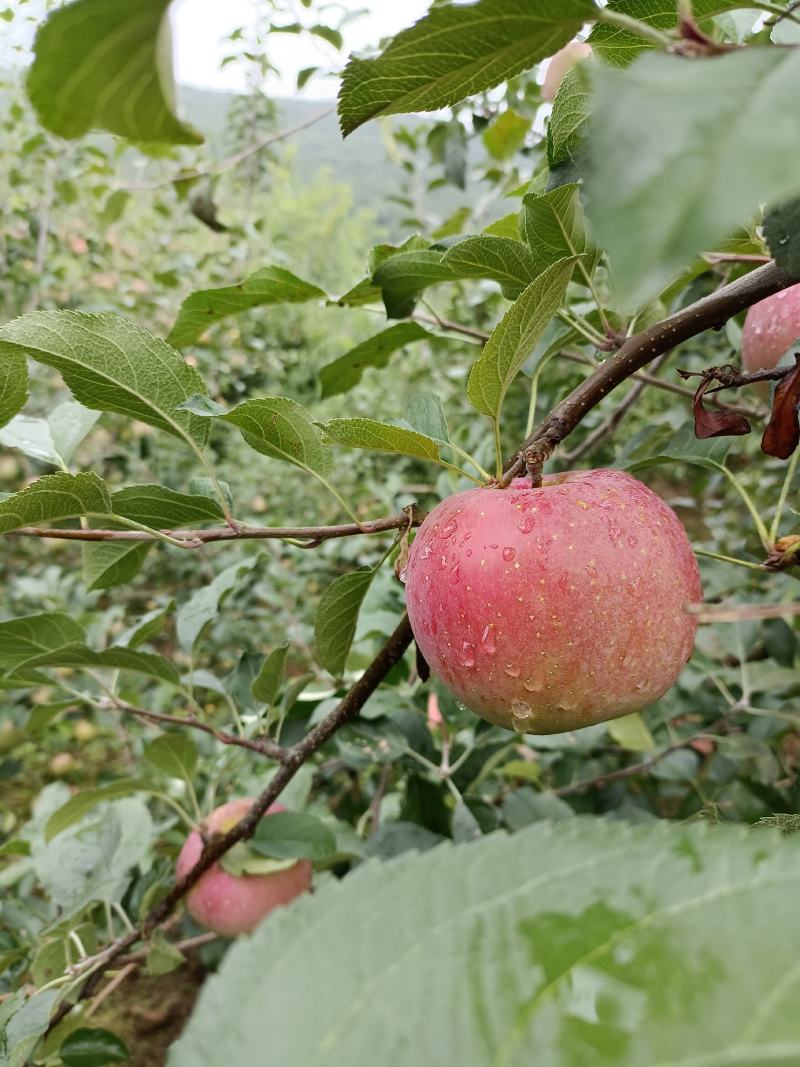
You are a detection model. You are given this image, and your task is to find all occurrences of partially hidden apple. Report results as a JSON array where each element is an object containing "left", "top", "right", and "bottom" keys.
[
  {"left": 405, "top": 469, "right": 701, "bottom": 734},
  {"left": 176, "top": 799, "right": 312, "bottom": 937},
  {"left": 741, "top": 282, "right": 800, "bottom": 372},
  {"left": 542, "top": 41, "right": 592, "bottom": 102}
]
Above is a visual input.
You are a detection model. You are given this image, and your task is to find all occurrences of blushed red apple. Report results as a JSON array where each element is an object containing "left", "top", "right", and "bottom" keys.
[
  {"left": 741, "top": 282, "right": 800, "bottom": 372},
  {"left": 176, "top": 799, "right": 312, "bottom": 937},
  {"left": 542, "top": 41, "right": 592, "bottom": 102},
  {"left": 405, "top": 470, "right": 701, "bottom": 734}
]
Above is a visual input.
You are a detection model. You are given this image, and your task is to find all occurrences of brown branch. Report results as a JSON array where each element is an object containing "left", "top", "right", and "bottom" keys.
[
  {"left": 553, "top": 716, "right": 730, "bottom": 798},
  {"left": 48, "top": 614, "right": 414, "bottom": 1030},
  {"left": 6, "top": 509, "right": 422, "bottom": 546},
  {"left": 120, "top": 107, "right": 335, "bottom": 193},
  {"left": 102, "top": 697, "right": 287, "bottom": 761},
  {"left": 502, "top": 261, "right": 790, "bottom": 483},
  {"left": 678, "top": 363, "right": 797, "bottom": 393}
]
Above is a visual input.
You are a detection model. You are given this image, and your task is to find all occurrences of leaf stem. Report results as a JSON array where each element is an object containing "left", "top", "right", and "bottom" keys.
[
  {"left": 444, "top": 442, "right": 493, "bottom": 483},
  {"left": 493, "top": 419, "right": 503, "bottom": 480},
  {"left": 693, "top": 547, "right": 764, "bottom": 572},
  {"left": 770, "top": 447, "right": 800, "bottom": 543},
  {"left": 720, "top": 465, "right": 772, "bottom": 551},
  {"left": 594, "top": 4, "right": 674, "bottom": 46}
]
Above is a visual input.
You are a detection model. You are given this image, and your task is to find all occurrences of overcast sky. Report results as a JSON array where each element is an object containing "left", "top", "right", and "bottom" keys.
[{"left": 171, "top": 0, "right": 430, "bottom": 98}]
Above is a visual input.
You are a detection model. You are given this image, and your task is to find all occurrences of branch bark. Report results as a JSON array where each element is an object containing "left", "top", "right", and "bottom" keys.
[{"left": 502, "top": 261, "right": 790, "bottom": 483}]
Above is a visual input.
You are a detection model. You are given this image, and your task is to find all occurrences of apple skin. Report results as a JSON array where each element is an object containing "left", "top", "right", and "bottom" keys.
[
  {"left": 741, "top": 282, "right": 800, "bottom": 372},
  {"left": 405, "top": 470, "right": 701, "bottom": 734},
  {"left": 176, "top": 799, "right": 312, "bottom": 937},
  {"left": 542, "top": 41, "right": 592, "bottom": 102}
]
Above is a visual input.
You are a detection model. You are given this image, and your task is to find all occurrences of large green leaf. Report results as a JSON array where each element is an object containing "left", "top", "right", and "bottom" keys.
[
  {"left": 187, "top": 396, "right": 331, "bottom": 477},
  {"left": 319, "top": 324, "right": 434, "bottom": 400},
  {"left": 0, "top": 351, "right": 28, "bottom": 430},
  {"left": 442, "top": 236, "right": 540, "bottom": 300},
  {"left": 324, "top": 419, "right": 440, "bottom": 461},
  {"left": 10, "top": 646, "right": 181, "bottom": 686},
  {"left": 0, "top": 312, "right": 210, "bottom": 449},
  {"left": 167, "top": 267, "right": 326, "bottom": 347},
  {"left": 584, "top": 48, "right": 800, "bottom": 302},
  {"left": 0, "top": 613, "right": 85, "bottom": 671},
  {"left": 26, "top": 0, "right": 201, "bottom": 144},
  {"left": 315, "top": 568, "right": 375, "bottom": 677},
  {"left": 372, "top": 251, "right": 457, "bottom": 319},
  {"left": 338, "top": 0, "right": 596, "bottom": 135},
  {"left": 250, "top": 811, "right": 337, "bottom": 862},
  {"left": 171, "top": 818, "right": 800, "bottom": 1067},
  {"left": 0, "top": 472, "right": 111, "bottom": 534},
  {"left": 467, "top": 258, "right": 577, "bottom": 418}
]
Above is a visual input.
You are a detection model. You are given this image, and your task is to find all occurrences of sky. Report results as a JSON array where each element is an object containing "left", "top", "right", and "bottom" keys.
[{"left": 171, "top": 0, "right": 431, "bottom": 98}]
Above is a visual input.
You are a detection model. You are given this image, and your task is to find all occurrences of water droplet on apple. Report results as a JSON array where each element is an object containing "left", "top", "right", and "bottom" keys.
[
  {"left": 420, "top": 544, "right": 432, "bottom": 560},
  {"left": 481, "top": 625, "right": 497, "bottom": 654},
  {"left": 510, "top": 701, "right": 534, "bottom": 733},
  {"left": 440, "top": 519, "right": 457, "bottom": 538},
  {"left": 502, "top": 546, "right": 516, "bottom": 562},
  {"left": 461, "top": 641, "right": 475, "bottom": 668},
  {"left": 522, "top": 678, "right": 542, "bottom": 693},
  {"left": 504, "top": 663, "right": 520, "bottom": 678},
  {"left": 450, "top": 562, "right": 460, "bottom": 584}
]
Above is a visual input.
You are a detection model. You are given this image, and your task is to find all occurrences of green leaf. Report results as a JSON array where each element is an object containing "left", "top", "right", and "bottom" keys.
[
  {"left": 764, "top": 196, "right": 800, "bottom": 282},
  {"left": 144, "top": 733, "right": 198, "bottom": 782},
  {"left": 587, "top": 0, "right": 747, "bottom": 68},
  {"left": 547, "top": 65, "right": 590, "bottom": 169},
  {"left": 0, "top": 350, "right": 28, "bottom": 430},
  {"left": 145, "top": 930, "right": 186, "bottom": 977},
  {"left": 111, "top": 484, "right": 225, "bottom": 527},
  {"left": 173, "top": 819, "right": 800, "bottom": 1067},
  {"left": 372, "top": 250, "right": 456, "bottom": 319},
  {"left": 607, "top": 712, "right": 656, "bottom": 753},
  {"left": 117, "top": 600, "right": 175, "bottom": 649},
  {"left": 0, "top": 471, "right": 110, "bottom": 534},
  {"left": 250, "top": 810, "right": 336, "bottom": 862},
  {"left": 585, "top": 48, "right": 800, "bottom": 302},
  {"left": 251, "top": 644, "right": 290, "bottom": 707},
  {"left": 2, "top": 989, "right": 60, "bottom": 1067},
  {"left": 193, "top": 397, "right": 331, "bottom": 477},
  {"left": 442, "top": 236, "right": 540, "bottom": 299},
  {"left": 45, "top": 779, "right": 158, "bottom": 842},
  {"left": 220, "top": 846, "right": 300, "bottom": 878},
  {"left": 59, "top": 1026, "right": 130, "bottom": 1067},
  {"left": 82, "top": 541, "right": 152, "bottom": 592},
  {"left": 405, "top": 393, "right": 449, "bottom": 442},
  {"left": 319, "top": 323, "right": 433, "bottom": 400},
  {"left": 0, "top": 312, "right": 210, "bottom": 448},
  {"left": 0, "top": 612, "right": 84, "bottom": 671},
  {"left": 624, "top": 422, "right": 734, "bottom": 474},
  {"left": 338, "top": 0, "right": 596, "bottom": 135},
  {"left": 324, "top": 418, "right": 440, "bottom": 461},
  {"left": 315, "top": 568, "right": 375, "bottom": 677},
  {"left": 176, "top": 557, "right": 258, "bottom": 652},
  {"left": 12, "top": 646, "right": 181, "bottom": 686},
  {"left": 26, "top": 0, "right": 201, "bottom": 145},
  {"left": 482, "top": 108, "right": 531, "bottom": 160},
  {"left": 483, "top": 213, "right": 521, "bottom": 241},
  {"left": 467, "top": 257, "right": 577, "bottom": 418},
  {"left": 167, "top": 266, "right": 326, "bottom": 347},
  {"left": 520, "top": 183, "right": 587, "bottom": 273}
]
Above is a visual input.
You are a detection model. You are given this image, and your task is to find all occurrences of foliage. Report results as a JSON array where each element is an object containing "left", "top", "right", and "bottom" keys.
[{"left": 2, "top": 1, "right": 800, "bottom": 1065}]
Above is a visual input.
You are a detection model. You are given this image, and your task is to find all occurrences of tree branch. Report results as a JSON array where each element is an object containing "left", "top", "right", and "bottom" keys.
[
  {"left": 502, "top": 261, "right": 790, "bottom": 483},
  {"left": 48, "top": 614, "right": 414, "bottom": 1029},
  {"left": 6, "top": 509, "right": 422, "bottom": 546}
]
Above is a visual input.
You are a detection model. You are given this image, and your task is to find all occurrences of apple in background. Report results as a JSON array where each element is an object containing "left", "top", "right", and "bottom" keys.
[
  {"left": 405, "top": 470, "right": 701, "bottom": 735},
  {"left": 177, "top": 799, "right": 312, "bottom": 937},
  {"left": 542, "top": 41, "right": 592, "bottom": 102},
  {"left": 741, "top": 282, "right": 800, "bottom": 372}
]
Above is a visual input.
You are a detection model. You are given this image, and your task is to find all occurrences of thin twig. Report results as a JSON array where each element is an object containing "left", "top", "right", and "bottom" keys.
[{"left": 5, "top": 509, "right": 423, "bottom": 546}]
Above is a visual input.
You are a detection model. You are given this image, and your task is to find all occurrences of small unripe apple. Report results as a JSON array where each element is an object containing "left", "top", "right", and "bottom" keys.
[
  {"left": 49, "top": 752, "right": 75, "bottom": 776},
  {"left": 176, "top": 799, "right": 312, "bottom": 937},
  {"left": 405, "top": 470, "right": 701, "bottom": 734},
  {"left": 542, "top": 41, "right": 592, "bottom": 102},
  {"left": 741, "top": 282, "right": 800, "bottom": 372}
]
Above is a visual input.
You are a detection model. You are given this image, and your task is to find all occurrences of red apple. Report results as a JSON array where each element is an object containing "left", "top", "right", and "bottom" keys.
[
  {"left": 176, "top": 799, "right": 312, "bottom": 937},
  {"left": 542, "top": 41, "right": 592, "bottom": 102},
  {"left": 741, "top": 282, "right": 800, "bottom": 372},
  {"left": 405, "top": 470, "right": 701, "bottom": 734}
]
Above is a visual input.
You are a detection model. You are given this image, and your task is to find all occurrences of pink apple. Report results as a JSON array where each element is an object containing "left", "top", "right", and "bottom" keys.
[
  {"left": 176, "top": 799, "right": 312, "bottom": 937},
  {"left": 542, "top": 41, "right": 592, "bottom": 102},
  {"left": 405, "top": 470, "right": 701, "bottom": 734},
  {"left": 741, "top": 282, "right": 800, "bottom": 372}
]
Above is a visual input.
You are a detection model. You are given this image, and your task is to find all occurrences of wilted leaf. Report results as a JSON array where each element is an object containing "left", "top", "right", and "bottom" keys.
[
  {"left": 691, "top": 377, "right": 751, "bottom": 440},
  {"left": 762, "top": 357, "right": 800, "bottom": 460}
]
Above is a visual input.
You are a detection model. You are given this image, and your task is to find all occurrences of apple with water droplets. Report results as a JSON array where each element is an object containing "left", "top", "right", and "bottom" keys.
[
  {"left": 741, "top": 282, "right": 800, "bottom": 373},
  {"left": 176, "top": 799, "right": 312, "bottom": 937},
  {"left": 405, "top": 470, "right": 701, "bottom": 734}
]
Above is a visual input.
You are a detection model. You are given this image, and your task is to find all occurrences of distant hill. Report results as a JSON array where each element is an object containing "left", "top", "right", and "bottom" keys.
[{"left": 178, "top": 87, "right": 471, "bottom": 232}]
